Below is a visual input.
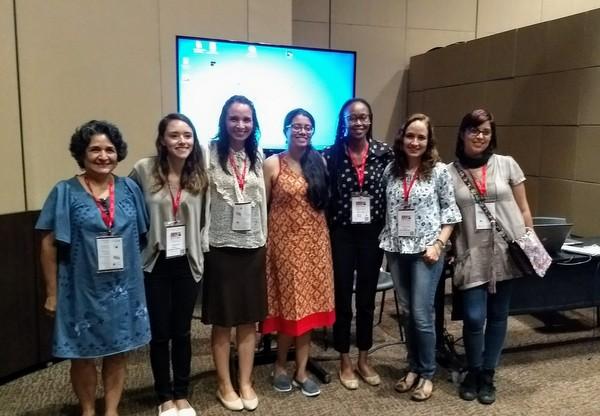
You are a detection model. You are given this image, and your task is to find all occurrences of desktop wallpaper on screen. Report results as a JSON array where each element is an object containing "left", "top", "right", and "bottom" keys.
[{"left": 176, "top": 36, "right": 356, "bottom": 150}]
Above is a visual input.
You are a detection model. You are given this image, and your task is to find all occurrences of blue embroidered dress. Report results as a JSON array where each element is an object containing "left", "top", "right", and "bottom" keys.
[{"left": 35, "top": 176, "right": 151, "bottom": 358}]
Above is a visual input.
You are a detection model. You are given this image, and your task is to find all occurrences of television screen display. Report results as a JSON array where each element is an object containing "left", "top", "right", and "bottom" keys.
[{"left": 176, "top": 36, "right": 356, "bottom": 150}]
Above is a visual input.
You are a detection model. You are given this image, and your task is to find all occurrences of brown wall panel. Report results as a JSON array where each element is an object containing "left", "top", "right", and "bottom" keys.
[
  {"left": 571, "top": 182, "right": 600, "bottom": 237},
  {"left": 0, "top": 212, "right": 39, "bottom": 378}
]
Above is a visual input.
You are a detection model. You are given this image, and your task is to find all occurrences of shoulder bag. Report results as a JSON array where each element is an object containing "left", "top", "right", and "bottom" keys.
[{"left": 454, "top": 162, "right": 552, "bottom": 278}]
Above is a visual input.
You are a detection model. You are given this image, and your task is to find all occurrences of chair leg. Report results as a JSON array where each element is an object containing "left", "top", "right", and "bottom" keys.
[
  {"left": 393, "top": 290, "right": 405, "bottom": 342},
  {"left": 376, "top": 290, "right": 386, "bottom": 326}
]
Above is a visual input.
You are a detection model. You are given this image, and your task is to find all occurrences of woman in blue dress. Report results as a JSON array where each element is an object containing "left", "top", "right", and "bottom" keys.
[{"left": 36, "top": 120, "right": 150, "bottom": 416}]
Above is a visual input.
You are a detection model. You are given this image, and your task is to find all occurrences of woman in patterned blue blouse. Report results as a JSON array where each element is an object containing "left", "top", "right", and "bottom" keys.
[
  {"left": 379, "top": 113, "right": 461, "bottom": 401},
  {"left": 36, "top": 120, "right": 150, "bottom": 416}
]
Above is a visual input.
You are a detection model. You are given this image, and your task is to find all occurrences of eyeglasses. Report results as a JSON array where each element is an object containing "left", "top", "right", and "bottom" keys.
[
  {"left": 467, "top": 127, "right": 492, "bottom": 137},
  {"left": 286, "top": 124, "right": 314, "bottom": 134},
  {"left": 344, "top": 114, "right": 371, "bottom": 125}
]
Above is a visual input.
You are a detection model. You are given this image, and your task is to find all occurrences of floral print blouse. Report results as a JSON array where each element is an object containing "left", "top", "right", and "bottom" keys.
[{"left": 379, "top": 162, "right": 462, "bottom": 254}]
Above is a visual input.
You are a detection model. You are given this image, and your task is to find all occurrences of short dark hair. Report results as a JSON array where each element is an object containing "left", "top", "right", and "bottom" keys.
[
  {"left": 213, "top": 95, "right": 261, "bottom": 174},
  {"left": 69, "top": 120, "right": 127, "bottom": 169},
  {"left": 455, "top": 108, "right": 497, "bottom": 161},
  {"left": 334, "top": 97, "right": 373, "bottom": 147}
]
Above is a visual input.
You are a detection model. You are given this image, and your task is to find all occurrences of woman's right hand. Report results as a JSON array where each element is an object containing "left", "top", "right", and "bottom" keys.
[{"left": 44, "top": 295, "right": 56, "bottom": 317}]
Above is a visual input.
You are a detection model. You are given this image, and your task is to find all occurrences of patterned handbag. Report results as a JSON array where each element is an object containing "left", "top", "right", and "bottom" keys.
[{"left": 455, "top": 162, "right": 552, "bottom": 278}]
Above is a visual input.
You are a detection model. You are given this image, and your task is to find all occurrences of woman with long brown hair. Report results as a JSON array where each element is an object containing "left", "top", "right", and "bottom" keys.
[
  {"left": 130, "top": 113, "right": 209, "bottom": 416},
  {"left": 380, "top": 113, "right": 461, "bottom": 401}
]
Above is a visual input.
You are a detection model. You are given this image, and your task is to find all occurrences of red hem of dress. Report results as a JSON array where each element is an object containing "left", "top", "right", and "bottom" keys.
[{"left": 261, "top": 310, "right": 336, "bottom": 337}]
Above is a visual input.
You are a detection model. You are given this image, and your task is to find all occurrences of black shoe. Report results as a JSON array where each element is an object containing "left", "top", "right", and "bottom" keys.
[
  {"left": 477, "top": 369, "right": 496, "bottom": 405},
  {"left": 458, "top": 369, "right": 479, "bottom": 401}
]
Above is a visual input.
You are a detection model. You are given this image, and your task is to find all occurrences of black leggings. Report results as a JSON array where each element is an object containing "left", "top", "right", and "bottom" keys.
[
  {"left": 330, "top": 223, "right": 384, "bottom": 353},
  {"left": 145, "top": 253, "right": 200, "bottom": 402}
]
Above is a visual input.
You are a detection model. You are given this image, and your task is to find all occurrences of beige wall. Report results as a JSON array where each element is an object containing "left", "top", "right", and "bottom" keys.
[
  {"left": 409, "top": 10, "right": 600, "bottom": 236},
  {"left": 294, "top": 0, "right": 600, "bottom": 236},
  {"left": 5, "top": 0, "right": 290, "bottom": 213},
  {"left": 293, "top": 0, "right": 600, "bottom": 140},
  {"left": 0, "top": 0, "right": 26, "bottom": 213}
]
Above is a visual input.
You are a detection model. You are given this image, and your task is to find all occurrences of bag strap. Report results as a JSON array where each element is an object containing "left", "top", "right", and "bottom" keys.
[{"left": 454, "top": 161, "right": 512, "bottom": 243}]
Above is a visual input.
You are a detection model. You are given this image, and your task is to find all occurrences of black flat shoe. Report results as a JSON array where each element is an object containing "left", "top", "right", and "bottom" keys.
[{"left": 477, "top": 369, "right": 496, "bottom": 405}]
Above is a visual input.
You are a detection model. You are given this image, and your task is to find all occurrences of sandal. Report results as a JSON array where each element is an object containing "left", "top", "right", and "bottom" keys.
[
  {"left": 395, "top": 372, "right": 419, "bottom": 393},
  {"left": 411, "top": 378, "right": 433, "bottom": 401}
]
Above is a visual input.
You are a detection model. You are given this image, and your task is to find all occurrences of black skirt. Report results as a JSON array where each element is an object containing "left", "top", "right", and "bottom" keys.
[{"left": 201, "top": 245, "right": 267, "bottom": 327}]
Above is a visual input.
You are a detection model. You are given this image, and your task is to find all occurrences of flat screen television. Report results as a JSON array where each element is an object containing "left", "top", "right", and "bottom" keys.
[{"left": 176, "top": 36, "right": 356, "bottom": 151}]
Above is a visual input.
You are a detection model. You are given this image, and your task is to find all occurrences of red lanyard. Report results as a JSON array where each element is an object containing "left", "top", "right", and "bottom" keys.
[
  {"left": 402, "top": 169, "right": 419, "bottom": 204},
  {"left": 84, "top": 176, "right": 115, "bottom": 231},
  {"left": 229, "top": 152, "right": 248, "bottom": 192},
  {"left": 347, "top": 143, "right": 369, "bottom": 190},
  {"left": 169, "top": 186, "right": 183, "bottom": 219},
  {"left": 469, "top": 165, "right": 487, "bottom": 197}
]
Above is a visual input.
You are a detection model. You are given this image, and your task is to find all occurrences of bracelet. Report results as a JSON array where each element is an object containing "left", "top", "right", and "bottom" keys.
[{"left": 435, "top": 238, "right": 446, "bottom": 248}]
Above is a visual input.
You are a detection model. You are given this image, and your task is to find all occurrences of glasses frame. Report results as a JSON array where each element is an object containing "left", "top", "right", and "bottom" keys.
[
  {"left": 466, "top": 127, "right": 492, "bottom": 137},
  {"left": 286, "top": 123, "right": 315, "bottom": 134}
]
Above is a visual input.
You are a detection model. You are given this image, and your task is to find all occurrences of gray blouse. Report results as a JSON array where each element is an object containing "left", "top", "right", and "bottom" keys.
[
  {"left": 130, "top": 154, "right": 210, "bottom": 282},
  {"left": 379, "top": 162, "right": 462, "bottom": 254},
  {"left": 448, "top": 154, "right": 527, "bottom": 290},
  {"left": 207, "top": 143, "right": 267, "bottom": 248}
]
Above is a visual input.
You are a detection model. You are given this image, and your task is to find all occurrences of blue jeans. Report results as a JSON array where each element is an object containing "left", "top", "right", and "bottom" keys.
[
  {"left": 387, "top": 251, "right": 444, "bottom": 379},
  {"left": 461, "top": 280, "right": 514, "bottom": 371}
]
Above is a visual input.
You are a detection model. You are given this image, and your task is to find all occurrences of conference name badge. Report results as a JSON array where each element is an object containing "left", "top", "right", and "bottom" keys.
[
  {"left": 397, "top": 208, "right": 416, "bottom": 237},
  {"left": 96, "top": 234, "right": 124, "bottom": 273},
  {"left": 165, "top": 221, "right": 186, "bottom": 258},
  {"left": 475, "top": 202, "right": 496, "bottom": 230},
  {"left": 232, "top": 201, "right": 252, "bottom": 231},
  {"left": 351, "top": 193, "right": 371, "bottom": 224}
]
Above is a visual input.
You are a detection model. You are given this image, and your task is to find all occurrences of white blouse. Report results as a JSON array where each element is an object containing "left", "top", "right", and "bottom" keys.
[{"left": 207, "top": 142, "right": 267, "bottom": 248}]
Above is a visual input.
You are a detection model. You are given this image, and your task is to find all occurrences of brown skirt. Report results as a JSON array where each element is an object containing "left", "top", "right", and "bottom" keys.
[{"left": 201, "top": 245, "right": 267, "bottom": 327}]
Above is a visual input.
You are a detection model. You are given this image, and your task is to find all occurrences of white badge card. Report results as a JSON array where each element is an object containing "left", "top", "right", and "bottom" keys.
[
  {"left": 165, "top": 223, "right": 186, "bottom": 258},
  {"left": 232, "top": 202, "right": 252, "bottom": 231},
  {"left": 397, "top": 209, "right": 416, "bottom": 237},
  {"left": 351, "top": 195, "right": 371, "bottom": 224},
  {"left": 96, "top": 235, "right": 124, "bottom": 273},
  {"left": 475, "top": 202, "right": 497, "bottom": 230}
]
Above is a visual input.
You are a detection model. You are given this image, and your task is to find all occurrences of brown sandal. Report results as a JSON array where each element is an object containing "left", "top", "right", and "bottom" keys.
[
  {"left": 395, "top": 372, "right": 419, "bottom": 393},
  {"left": 411, "top": 378, "right": 433, "bottom": 401}
]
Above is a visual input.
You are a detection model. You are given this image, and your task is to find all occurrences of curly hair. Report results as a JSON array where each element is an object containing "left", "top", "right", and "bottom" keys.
[
  {"left": 213, "top": 95, "right": 261, "bottom": 174},
  {"left": 151, "top": 113, "right": 208, "bottom": 195},
  {"left": 69, "top": 120, "right": 127, "bottom": 169},
  {"left": 390, "top": 113, "right": 440, "bottom": 180}
]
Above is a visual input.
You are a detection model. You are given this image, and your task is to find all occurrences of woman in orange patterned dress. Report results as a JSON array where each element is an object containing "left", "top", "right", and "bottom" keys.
[{"left": 262, "top": 108, "right": 335, "bottom": 397}]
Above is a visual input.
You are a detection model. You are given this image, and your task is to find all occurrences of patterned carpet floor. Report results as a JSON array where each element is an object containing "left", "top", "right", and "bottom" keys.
[{"left": 2, "top": 296, "right": 600, "bottom": 416}]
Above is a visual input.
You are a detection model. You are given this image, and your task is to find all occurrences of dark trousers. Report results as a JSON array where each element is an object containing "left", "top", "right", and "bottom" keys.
[
  {"left": 330, "top": 223, "right": 384, "bottom": 353},
  {"left": 145, "top": 252, "right": 200, "bottom": 403}
]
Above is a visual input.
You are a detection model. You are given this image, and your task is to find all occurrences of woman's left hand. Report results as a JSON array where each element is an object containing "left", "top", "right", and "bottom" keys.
[{"left": 422, "top": 245, "right": 440, "bottom": 264}]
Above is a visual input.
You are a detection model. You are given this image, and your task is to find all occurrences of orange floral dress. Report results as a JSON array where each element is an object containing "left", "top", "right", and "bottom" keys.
[{"left": 262, "top": 155, "right": 335, "bottom": 336}]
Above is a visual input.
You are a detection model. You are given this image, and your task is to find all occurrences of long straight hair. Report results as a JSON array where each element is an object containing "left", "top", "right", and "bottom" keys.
[
  {"left": 283, "top": 108, "right": 329, "bottom": 210},
  {"left": 152, "top": 113, "right": 208, "bottom": 194},
  {"left": 213, "top": 95, "right": 261, "bottom": 174}
]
